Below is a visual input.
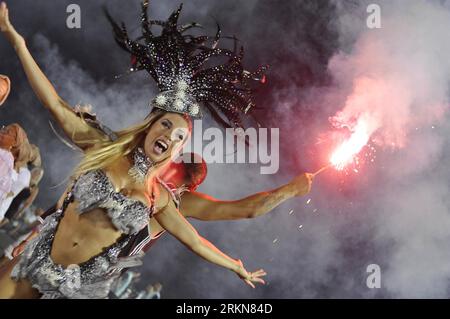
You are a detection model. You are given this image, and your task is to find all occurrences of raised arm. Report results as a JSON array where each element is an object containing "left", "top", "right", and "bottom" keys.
[
  {"left": 0, "top": 2, "right": 107, "bottom": 150},
  {"left": 181, "top": 173, "right": 313, "bottom": 221},
  {"left": 154, "top": 187, "right": 266, "bottom": 288}
]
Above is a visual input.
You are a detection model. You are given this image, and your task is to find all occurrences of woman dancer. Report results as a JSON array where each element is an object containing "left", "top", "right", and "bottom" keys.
[{"left": 0, "top": 1, "right": 266, "bottom": 298}]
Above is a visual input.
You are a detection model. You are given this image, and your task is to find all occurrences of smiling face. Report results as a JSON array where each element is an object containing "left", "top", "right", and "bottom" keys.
[{"left": 143, "top": 112, "right": 191, "bottom": 163}]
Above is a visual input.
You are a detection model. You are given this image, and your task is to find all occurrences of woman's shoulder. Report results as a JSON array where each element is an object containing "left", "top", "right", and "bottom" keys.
[
  {"left": 156, "top": 178, "right": 180, "bottom": 205},
  {"left": 152, "top": 180, "right": 180, "bottom": 213}
]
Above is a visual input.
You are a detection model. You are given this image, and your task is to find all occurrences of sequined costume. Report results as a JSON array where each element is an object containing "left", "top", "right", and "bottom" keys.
[{"left": 10, "top": 169, "right": 152, "bottom": 299}]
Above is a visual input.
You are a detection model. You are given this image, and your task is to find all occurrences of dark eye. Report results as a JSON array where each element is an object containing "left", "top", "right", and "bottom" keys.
[
  {"left": 178, "top": 134, "right": 184, "bottom": 141},
  {"left": 162, "top": 120, "right": 171, "bottom": 129}
]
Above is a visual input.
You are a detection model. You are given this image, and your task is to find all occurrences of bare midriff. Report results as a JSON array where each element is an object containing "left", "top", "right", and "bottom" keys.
[
  {"left": 49, "top": 187, "right": 164, "bottom": 267},
  {"left": 50, "top": 199, "right": 122, "bottom": 267}
]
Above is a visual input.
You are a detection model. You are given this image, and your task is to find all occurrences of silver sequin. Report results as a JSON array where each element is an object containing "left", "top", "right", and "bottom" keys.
[
  {"left": 73, "top": 169, "right": 152, "bottom": 235},
  {"left": 11, "top": 169, "right": 151, "bottom": 299}
]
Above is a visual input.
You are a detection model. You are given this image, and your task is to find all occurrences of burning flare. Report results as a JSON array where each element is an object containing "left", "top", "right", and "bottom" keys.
[{"left": 330, "top": 117, "right": 372, "bottom": 170}]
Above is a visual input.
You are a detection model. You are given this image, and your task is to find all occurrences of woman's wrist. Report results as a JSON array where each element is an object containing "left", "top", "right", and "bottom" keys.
[
  {"left": 11, "top": 32, "right": 25, "bottom": 51},
  {"left": 3, "top": 27, "right": 24, "bottom": 49},
  {"left": 232, "top": 259, "right": 244, "bottom": 275}
]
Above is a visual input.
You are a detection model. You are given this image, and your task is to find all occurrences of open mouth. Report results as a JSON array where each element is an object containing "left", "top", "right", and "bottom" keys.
[{"left": 153, "top": 139, "right": 169, "bottom": 155}]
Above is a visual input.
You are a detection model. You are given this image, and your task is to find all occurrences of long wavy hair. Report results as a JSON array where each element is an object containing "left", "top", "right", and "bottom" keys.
[{"left": 73, "top": 109, "right": 192, "bottom": 205}]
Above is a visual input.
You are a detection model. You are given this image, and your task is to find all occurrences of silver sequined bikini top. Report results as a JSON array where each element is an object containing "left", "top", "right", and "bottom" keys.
[{"left": 72, "top": 170, "right": 153, "bottom": 235}]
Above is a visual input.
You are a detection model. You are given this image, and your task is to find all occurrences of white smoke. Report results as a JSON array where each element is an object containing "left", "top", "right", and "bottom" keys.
[
  {"left": 330, "top": 0, "right": 450, "bottom": 148},
  {"left": 328, "top": 0, "right": 450, "bottom": 297}
]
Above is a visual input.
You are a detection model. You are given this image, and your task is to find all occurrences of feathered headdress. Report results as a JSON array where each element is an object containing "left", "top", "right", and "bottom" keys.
[{"left": 105, "top": 0, "right": 267, "bottom": 129}]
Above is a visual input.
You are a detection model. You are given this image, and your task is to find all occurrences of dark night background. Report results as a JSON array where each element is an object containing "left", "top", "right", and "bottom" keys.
[{"left": 1, "top": 0, "right": 450, "bottom": 298}]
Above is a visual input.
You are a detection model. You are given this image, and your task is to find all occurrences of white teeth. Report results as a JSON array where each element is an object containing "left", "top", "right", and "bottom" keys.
[{"left": 155, "top": 140, "right": 168, "bottom": 152}]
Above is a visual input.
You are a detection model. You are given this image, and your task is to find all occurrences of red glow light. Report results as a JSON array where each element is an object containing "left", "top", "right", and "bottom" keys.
[{"left": 330, "top": 118, "right": 371, "bottom": 170}]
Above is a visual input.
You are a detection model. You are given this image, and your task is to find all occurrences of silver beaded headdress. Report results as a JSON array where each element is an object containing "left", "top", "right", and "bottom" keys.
[{"left": 105, "top": 0, "right": 267, "bottom": 129}]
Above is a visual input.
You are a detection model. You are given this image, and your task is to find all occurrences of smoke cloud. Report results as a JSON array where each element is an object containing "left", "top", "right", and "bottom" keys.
[{"left": 1, "top": 0, "right": 450, "bottom": 298}]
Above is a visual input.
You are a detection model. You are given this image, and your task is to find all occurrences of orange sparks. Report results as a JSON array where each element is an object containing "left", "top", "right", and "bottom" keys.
[{"left": 330, "top": 118, "right": 371, "bottom": 170}]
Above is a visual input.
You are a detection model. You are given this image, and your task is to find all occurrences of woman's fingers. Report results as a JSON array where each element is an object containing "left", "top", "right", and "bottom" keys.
[
  {"left": 253, "top": 269, "right": 266, "bottom": 275},
  {"left": 244, "top": 279, "right": 255, "bottom": 289},
  {"left": 251, "top": 269, "right": 267, "bottom": 277},
  {"left": 251, "top": 272, "right": 266, "bottom": 279},
  {"left": 250, "top": 272, "right": 266, "bottom": 284},
  {"left": 0, "top": 2, "right": 10, "bottom": 32},
  {"left": 242, "top": 269, "right": 267, "bottom": 287},
  {"left": 1, "top": 3, "right": 6, "bottom": 17},
  {"left": 252, "top": 277, "right": 266, "bottom": 285},
  {"left": 237, "top": 264, "right": 267, "bottom": 288}
]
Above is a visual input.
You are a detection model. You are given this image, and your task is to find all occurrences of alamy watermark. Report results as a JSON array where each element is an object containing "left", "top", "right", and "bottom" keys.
[
  {"left": 66, "top": 4, "right": 81, "bottom": 29},
  {"left": 366, "top": 264, "right": 381, "bottom": 289},
  {"left": 173, "top": 120, "right": 280, "bottom": 175},
  {"left": 367, "top": 4, "right": 381, "bottom": 29},
  {"left": 67, "top": 3, "right": 382, "bottom": 30}
]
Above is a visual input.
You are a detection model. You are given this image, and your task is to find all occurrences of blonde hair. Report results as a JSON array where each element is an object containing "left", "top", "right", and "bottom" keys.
[{"left": 73, "top": 110, "right": 191, "bottom": 203}]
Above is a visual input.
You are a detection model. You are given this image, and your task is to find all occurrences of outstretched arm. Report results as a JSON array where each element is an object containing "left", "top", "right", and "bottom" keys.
[
  {"left": 181, "top": 173, "right": 313, "bottom": 221},
  {"left": 154, "top": 187, "right": 266, "bottom": 288},
  {"left": 0, "top": 2, "right": 107, "bottom": 150}
]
